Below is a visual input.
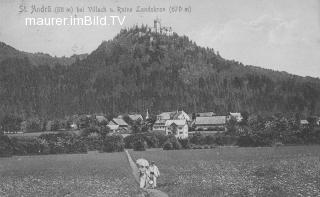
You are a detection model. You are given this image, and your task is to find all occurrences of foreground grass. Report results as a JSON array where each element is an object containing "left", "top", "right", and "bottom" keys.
[
  {"left": 130, "top": 146, "right": 320, "bottom": 197},
  {"left": 0, "top": 151, "right": 140, "bottom": 197}
]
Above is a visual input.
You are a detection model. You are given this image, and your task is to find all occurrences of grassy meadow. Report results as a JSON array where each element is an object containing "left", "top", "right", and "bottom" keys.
[
  {"left": 0, "top": 151, "right": 140, "bottom": 197},
  {"left": 1, "top": 145, "right": 320, "bottom": 197},
  {"left": 130, "top": 146, "right": 320, "bottom": 197}
]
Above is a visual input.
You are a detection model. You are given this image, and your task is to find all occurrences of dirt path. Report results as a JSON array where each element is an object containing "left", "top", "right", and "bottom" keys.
[{"left": 125, "top": 150, "right": 169, "bottom": 197}]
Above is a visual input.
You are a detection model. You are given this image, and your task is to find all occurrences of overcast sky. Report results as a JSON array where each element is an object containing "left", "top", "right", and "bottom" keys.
[{"left": 0, "top": 0, "right": 319, "bottom": 77}]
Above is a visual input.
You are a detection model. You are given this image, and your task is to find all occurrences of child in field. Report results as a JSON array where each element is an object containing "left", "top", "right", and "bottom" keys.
[{"left": 148, "top": 161, "right": 160, "bottom": 188}]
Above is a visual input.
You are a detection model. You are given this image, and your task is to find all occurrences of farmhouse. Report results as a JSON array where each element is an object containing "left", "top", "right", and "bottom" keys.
[
  {"left": 171, "top": 110, "right": 191, "bottom": 121},
  {"left": 165, "top": 119, "right": 188, "bottom": 139},
  {"left": 152, "top": 119, "right": 167, "bottom": 132},
  {"left": 228, "top": 112, "right": 243, "bottom": 122},
  {"left": 152, "top": 111, "right": 175, "bottom": 131},
  {"left": 108, "top": 118, "right": 128, "bottom": 128},
  {"left": 194, "top": 116, "right": 226, "bottom": 131},
  {"left": 70, "top": 122, "right": 78, "bottom": 129},
  {"left": 300, "top": 119, "right": 309, "bottom": 125},
  {"left": 128, "top": 114, "right": 143, "bottom": 122},
  {"left": 95, "top": 115, "right": 108, "bottom": 123},
  {"left": 153, "top": 110, "right": 191, "bottom": 132}
]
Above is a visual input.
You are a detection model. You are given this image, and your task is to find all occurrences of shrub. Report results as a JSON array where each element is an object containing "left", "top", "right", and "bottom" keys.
[
  {"left": 133, "top": 140, "right": 147, "bottom": 151},
  {"left": 144, "top": 135, "right": 160, "bottom": 148},
  {"left": 210, "top": 145, "right": 217, "bottom": 149},
  {"left": 39, "top": 132, "right": 87, "bottom": 154},
  {"left": 237, "top": 136, "right": 256, "bottom": 147},
  {"left": 191, "top": 144, "right": 201, "bottom": 149},
  {"left": 272, "top": 141, "right": 284, "bottom": 147},
  {"left": 85, "top": 135, "right": 101, "bottom": 151},
  {"left": 124, "top": 132, "right": 168, "bottom": 149},
  {"left": 164, "top": 135, "right": 182, "bottom": 150},
  {"left": 150, "top": 132, "right": 168, "bottom": 147},
  {"left": 81, "top": 126, "right": 99, "bottom": 137},
  {"left": 178, "top": 138, "right": 191, "bottom": 149},
  {"left": 0, "top": 115, "right": 22, "bottom": 133},
  {"left": 172, "top": 140, "right": 182, "bottom": 150},
  {"left": 124, "top": 134, "right": 145, "bottom": 149},
  {"left": 101, "top": 134, "right": 124, "bottom": 152},
  {"left": 163, "top": 141, "right": 173, "bottom": 150},
  {"left": 0, "top": 135, "right": 13, "bottom": 157},
  {"left": 10, "top": 137, "right": 42, "bottom": 155},
  {"left": 25, "top": 118, "right": 42, "bottom": 133},
  {"left": 190, "top": 132, "right": 206, "bottom": 145},
  {"left": 66, "top": 138, "right": 87, "bottom": 153},
  {"left": 236, "top": 134, "right": 272, "bottom": 147},
  {"left": 205, "top": 135, "right": 215, "bottom": 145},
  {"left": 252, "top": 134, "right": 273, "bottom": 147},
  {"left": 214, "top": 134, "right": 238, "bottom": 146}
]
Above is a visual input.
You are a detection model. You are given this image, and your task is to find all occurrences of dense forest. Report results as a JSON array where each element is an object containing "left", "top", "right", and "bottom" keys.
[{"left": 0, "top": 25, "right": 320, "bottom": 120}]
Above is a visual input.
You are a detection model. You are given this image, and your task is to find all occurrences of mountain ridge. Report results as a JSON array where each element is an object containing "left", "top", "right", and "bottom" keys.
[{"left": 0, "top": 26, "right": 319, "bottom": 119}]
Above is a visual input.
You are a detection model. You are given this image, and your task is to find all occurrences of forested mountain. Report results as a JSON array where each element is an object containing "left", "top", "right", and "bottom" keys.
[
  {"left": 0, "top": 42, "right": 87, "bottom": 67},
  {"left": 0, "top": 25, "right": 320, "bottom": 120}
]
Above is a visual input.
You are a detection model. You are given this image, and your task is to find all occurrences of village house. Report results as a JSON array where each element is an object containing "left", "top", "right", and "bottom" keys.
[
  {"left": 128, "top": 114, "right": 143, "bottom": 122},
  {"left": 152, "top": 110, "right": 191, "bottom": 132},
  {"left": 227, "top": 112, "right": 243, "bottom": 122},
  {"left": 95, "top": 115, "right": 108, "bottom": 124},
  {"left": 165, "top": 119, "right": 188, "bottom": 139},
  {"left": 70, "top": 122, "right": 78, "bottom": 130},
  {"left": 107, "top": 118, "right": 129, "bottom": 132},
  {"left": 152, "top": 111, "right": 173, "bottom": 132},
  {"left": 300, "top": 119, "right": 309, "bottom": 126},
  {"left": 152, "top": 119, "right": 167, "bottom": 132},
  {"left": 194, "top": 116, "right": 227, "bottom": 131},
  {"left": 171, "top": 110, "right": 191, "bottom": 121}
]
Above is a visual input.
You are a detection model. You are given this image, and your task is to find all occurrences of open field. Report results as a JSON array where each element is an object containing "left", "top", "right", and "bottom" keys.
[
  {"left": 130, "top": 146, "right": 320, "bottom": 197},
  {"left": 0, "top": 151, "right": 140, "bottom": 197}
]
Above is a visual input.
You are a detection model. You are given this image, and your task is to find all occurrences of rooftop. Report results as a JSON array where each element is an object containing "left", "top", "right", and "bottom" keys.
[{"left": 195, "top": 116, "right": 226, "bottom": 125}]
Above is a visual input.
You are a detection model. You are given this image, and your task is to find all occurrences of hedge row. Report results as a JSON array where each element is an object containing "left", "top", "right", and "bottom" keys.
[
  {"left": 101, "top": 135, "right": 125, "bottom": 152},
  {"left": 124, "top": 132, "right": 168, "bottom": 149},
  {"left": 0, "top": 132, "right": 129, "bottom": 157},
  {"left": 0, "top": 133, "right": 88, "bottom": 157}
]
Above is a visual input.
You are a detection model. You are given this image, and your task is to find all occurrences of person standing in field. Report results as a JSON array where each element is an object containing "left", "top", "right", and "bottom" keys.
[
  {"left": 138, "top": 165, "right": 148, "bottom": 188},
  {"left": 149, "top": 161, "right": 160, "bottom": 188}
]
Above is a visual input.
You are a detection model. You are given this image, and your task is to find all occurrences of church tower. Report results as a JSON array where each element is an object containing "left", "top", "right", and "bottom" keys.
[
  {"left": 153, "top": 18, "right": 161, "bottom": 33},
  {"left": 146, "top": 109, "right": 150, "bottom": 120}
]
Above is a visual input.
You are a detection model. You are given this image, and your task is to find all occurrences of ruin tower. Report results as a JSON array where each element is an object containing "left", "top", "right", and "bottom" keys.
[{"left": 154, "top": 18, "right": 161, "bottom": 33}]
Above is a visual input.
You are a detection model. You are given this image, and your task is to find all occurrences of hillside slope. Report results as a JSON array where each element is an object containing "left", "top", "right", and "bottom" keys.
[
  {"left": 0, "top": 26, "right": 319, "bottom": 119},
  {"left": 0, "top": 42, "right": 87, "bottom": 67}
]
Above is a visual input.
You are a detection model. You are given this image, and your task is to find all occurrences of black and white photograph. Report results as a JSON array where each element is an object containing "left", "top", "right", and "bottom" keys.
[{"left": 0, "top": 0, "right": 320, "bottom": 196}]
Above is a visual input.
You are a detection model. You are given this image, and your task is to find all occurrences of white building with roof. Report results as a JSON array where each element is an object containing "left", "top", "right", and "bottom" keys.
[
  {"left": 153, "top": 111, "right": 175, "bottom": 132},
  {"left": 228, "top": 112, "right": 243, "bottom": 122},
  {"left": 153, "top": 110, "right": 191, "bottom": 132},
  {"left": 108, "top": 118, "right": 128, "bottom": 128}
]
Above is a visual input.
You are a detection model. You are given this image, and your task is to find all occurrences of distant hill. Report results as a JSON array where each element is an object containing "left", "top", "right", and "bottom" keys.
[
  {"left": 0, "top": 42, "right": 88, "bottom": 67},
  {"left": 0, "top": 25, "right": 319, "bottom": 119}
]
